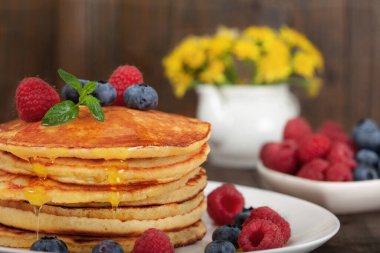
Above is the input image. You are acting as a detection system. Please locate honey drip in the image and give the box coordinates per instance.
[29,158,48,178]
[32,205,43,240]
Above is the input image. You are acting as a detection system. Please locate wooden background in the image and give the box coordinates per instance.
[0,0,379,129]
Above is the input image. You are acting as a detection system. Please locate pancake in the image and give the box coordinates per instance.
[0,144,209,185]
[0,106,211,160]
[0,220,206,253]
[0,200,206,236]
[0,167,202,206]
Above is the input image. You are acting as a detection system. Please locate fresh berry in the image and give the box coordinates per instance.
[16,77,60,122]
[319,121,352,146]
[353,165,379,181]
[30,236,68,253]
[234,207,254,229]
[297,134,331,163]
[207,184,245,225]
[352,119,380,151]
[61,79,87,103]
[212,225,241,248]
[132,228,173,253]
[92,240,124,253]
[205,240,236,253]
[325,163,353,182]
[296,158,329,181]
[243,206,290,244]
[108,65,144,105]
[238,219,284,251]
[283,117,312,143]
[327,142,357,169]
[356,149,379,167]
[93,81,117,106]
[123,83,158,110]
[260,140,298,174]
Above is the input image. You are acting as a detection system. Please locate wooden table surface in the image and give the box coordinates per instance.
[205,163,380,253]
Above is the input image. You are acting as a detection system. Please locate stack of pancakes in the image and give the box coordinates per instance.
[0,106,211,252]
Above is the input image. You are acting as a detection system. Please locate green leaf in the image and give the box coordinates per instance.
[58,68,83,93]
[41,100,79,126]
[82,81,97,95]
[83,95,104,122]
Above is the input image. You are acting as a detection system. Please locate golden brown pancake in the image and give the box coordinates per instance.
[0,221,206,253]
[0,144,209,185]
[0,168,202,206]
[0,106,211,160]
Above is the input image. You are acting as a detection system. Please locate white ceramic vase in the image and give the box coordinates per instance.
[196,84,300,169]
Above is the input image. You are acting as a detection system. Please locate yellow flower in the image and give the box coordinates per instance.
[307,78,322,97]
[233,39,260,61]
[208,27,236,59]
[243,26,276,44]
[199,60,226,84]
[171,71,192,98]
[162,53,182,79]
[177,37,206,69]
[293,51,315,78]
[255,53,291,83]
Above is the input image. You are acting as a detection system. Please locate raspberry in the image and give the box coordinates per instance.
[327,142,357,170]
[283,117,312,143]
[325,163,353,182]
[108,65,144,105]
[260,140,298,174]
[319,121,352,146]
[298,133,331,163]
[238,219,284,251]
[207,184,245,225]
[132,228,174,253]
[243,206,290,244]
[16,77,60,122]
[296,158,329,181]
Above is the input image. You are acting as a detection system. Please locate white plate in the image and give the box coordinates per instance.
[0,181,339,253]
[257,160,380,214]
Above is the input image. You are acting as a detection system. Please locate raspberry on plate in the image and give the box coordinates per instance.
[283,117,312,143]
[260,140,298,174]
[325,163,353,182]
[327,142,357,170]
[132,228,174,253]
[296,158,329,181]
[238,219,284,251]
[319,120,352,145]
[243,206,290,244]
[298,133,331,163]
[16,77,60,122]
[108,65,144,105]
[207,184,245,225]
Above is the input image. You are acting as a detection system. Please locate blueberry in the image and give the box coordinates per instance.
[212,225,240,248]
[123,83,158,110]
[233,207,254,229]
[92,240,124,253]
[30,236,68,253]
[352,119,380,151]
[356,149,379,167]
[92,81,117,106]
[61,79,88,103]
[205,240,236,253]
[353,165,379,181]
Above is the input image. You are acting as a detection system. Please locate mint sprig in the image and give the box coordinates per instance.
[42,68,104,126]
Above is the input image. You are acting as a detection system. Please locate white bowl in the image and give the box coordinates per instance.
[257,160,380,214]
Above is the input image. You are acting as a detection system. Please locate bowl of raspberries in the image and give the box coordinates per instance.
[257,117,380,214]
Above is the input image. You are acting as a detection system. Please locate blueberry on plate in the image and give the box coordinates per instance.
[30,236,68,253]
[233,207,254,228]
[123,83,158,110]
[205,240,236,253]
[356,149,379,167]
[92,240,124,253]
[352,119,380,151]
[212,224,240,248]
[61,79,88,103]
[353,165,379,181]
[92,81,117,106]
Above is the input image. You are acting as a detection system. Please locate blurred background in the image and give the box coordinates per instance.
[0,0,378,128]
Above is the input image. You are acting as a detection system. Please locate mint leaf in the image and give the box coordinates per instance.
[42,100,79,126]
[58,68,82,93]
[84,95,104,122]
[82,81,97,95]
